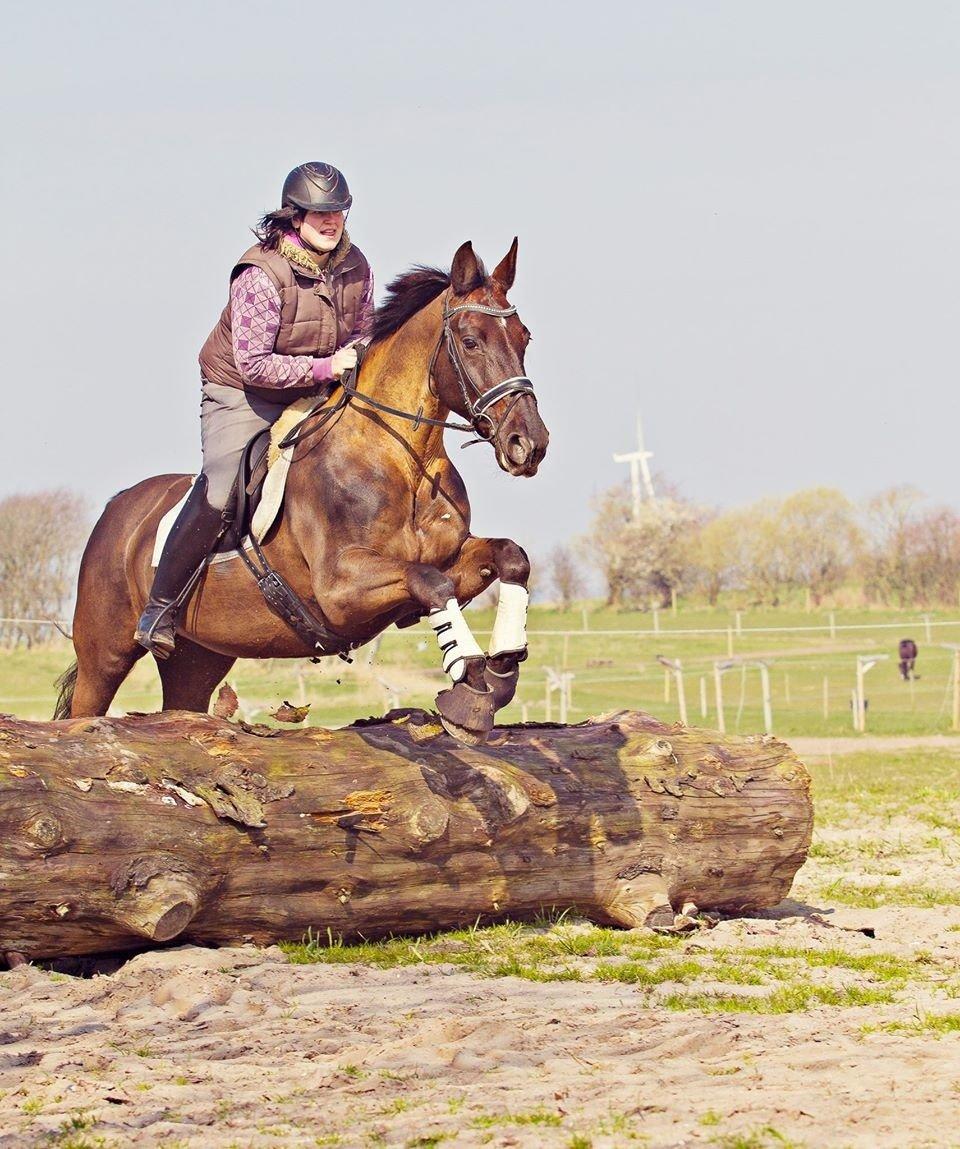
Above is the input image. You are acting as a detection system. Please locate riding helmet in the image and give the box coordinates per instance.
[282,162,353,213]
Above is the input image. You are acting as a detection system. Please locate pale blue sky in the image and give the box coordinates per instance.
[2,0,958,561]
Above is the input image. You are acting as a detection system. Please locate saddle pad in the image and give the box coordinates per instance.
[151,397,317,567]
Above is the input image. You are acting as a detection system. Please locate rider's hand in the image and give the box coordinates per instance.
[331,344,358,379]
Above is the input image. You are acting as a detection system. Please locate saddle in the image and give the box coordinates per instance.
[218,394,319,551]
[216,430,271,553]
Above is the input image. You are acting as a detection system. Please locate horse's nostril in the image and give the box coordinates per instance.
[507,434,532,465]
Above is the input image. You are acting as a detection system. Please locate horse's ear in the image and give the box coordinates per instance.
[450,241,484,296]
[491,237,518,293]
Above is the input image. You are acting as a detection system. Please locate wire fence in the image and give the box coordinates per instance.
[3,612,959,735]
[4,614,960,640]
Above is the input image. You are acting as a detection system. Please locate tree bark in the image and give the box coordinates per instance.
[0,709,812,961]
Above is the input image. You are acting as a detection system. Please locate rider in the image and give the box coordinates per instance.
[135,161,374,659]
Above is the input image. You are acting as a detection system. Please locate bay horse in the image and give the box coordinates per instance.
[55,239,549,744]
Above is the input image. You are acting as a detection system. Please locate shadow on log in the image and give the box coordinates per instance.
[0,709,813,961]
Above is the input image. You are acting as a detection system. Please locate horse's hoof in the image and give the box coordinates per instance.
[436,681,495,746]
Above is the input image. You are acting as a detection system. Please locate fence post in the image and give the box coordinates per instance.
[855,660,865,732]
[727,628,734,658]
[829,612,836,640]
[952,648,960,733]
[675,669,688,727]
[714,664,726,734]
[759,663,773,734]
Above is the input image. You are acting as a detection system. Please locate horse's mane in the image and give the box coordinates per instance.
[370,259,487,346]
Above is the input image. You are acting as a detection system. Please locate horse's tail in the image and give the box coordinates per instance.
[53,661,79,720]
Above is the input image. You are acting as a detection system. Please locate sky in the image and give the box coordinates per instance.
[2,0,958,564]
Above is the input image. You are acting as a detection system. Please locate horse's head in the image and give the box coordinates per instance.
[435,239,549,477]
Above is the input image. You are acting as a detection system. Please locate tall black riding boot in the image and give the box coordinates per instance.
[134,475,225,659]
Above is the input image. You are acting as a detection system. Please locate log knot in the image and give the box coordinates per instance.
[24,814,65,853]
[167,764,294,828]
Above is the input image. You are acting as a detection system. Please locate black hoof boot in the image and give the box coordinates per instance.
[483,651,526,710]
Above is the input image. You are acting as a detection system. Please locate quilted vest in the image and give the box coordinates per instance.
[199,236,370,402]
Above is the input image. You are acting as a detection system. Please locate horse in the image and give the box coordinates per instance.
[898,638,918,681]
[54,239,549,744]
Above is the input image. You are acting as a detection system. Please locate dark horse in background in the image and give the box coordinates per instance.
[898,638,918,681]
[55,239,549,743]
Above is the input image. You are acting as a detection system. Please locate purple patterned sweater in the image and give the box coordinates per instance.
[229,234,374,391]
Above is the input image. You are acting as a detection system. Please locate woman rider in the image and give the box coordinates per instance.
[135,161,374,658]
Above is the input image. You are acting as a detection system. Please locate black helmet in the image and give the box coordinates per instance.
[282,162,352,213]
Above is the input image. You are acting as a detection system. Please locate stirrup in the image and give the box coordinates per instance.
[134,602,178,660]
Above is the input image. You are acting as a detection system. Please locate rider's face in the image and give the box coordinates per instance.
[296,210,345,254]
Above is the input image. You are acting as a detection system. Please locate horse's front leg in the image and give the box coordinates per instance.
[322,549,496,744]
[446,536,531,712]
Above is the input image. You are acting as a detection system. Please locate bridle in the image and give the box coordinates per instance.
[429,294,536,443]
[279,290,536,453]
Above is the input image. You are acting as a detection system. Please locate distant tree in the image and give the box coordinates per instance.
[0,490,88,646]
[548,544,585,610]
[778,488,862,605]
[587,484,701,608]
[902,507,960,605]
[860,486,924,605]
[690,508,752,605]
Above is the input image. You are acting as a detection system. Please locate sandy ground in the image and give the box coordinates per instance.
[3,740,960,1149]
[3,906,960,1148]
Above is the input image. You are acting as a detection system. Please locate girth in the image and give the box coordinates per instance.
[218,423,353,661]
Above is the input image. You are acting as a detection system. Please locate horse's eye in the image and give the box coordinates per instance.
[461,337,479,350]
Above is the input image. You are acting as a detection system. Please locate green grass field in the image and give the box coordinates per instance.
[3,603,959,737]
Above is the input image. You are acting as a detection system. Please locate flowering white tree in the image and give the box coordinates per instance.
[587,484,701,608]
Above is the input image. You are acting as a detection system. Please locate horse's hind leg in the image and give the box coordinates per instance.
[71,587,146,717]
[157,638,235,713]
[72,636,146,717]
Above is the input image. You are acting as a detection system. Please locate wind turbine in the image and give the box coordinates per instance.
[613,412,657,519]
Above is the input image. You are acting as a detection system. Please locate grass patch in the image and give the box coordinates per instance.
[282,917,683,983]
[470,1107,563,1129]
[709,1127,803,1149]
[820,880,960,909]
[591,958,704,985]
[664,984,895,1014]
[864,1012,960,1038]
[737,945,921,983]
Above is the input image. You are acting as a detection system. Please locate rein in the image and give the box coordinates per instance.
[278,293,535,453]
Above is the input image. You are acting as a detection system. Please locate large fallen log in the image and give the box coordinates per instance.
[0,709,812,961]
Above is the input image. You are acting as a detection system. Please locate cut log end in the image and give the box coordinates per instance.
[114,876,201,943]
[600,875,675,930]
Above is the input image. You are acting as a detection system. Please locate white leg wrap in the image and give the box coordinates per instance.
[489,582,529,657]
[429,598,484,682]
